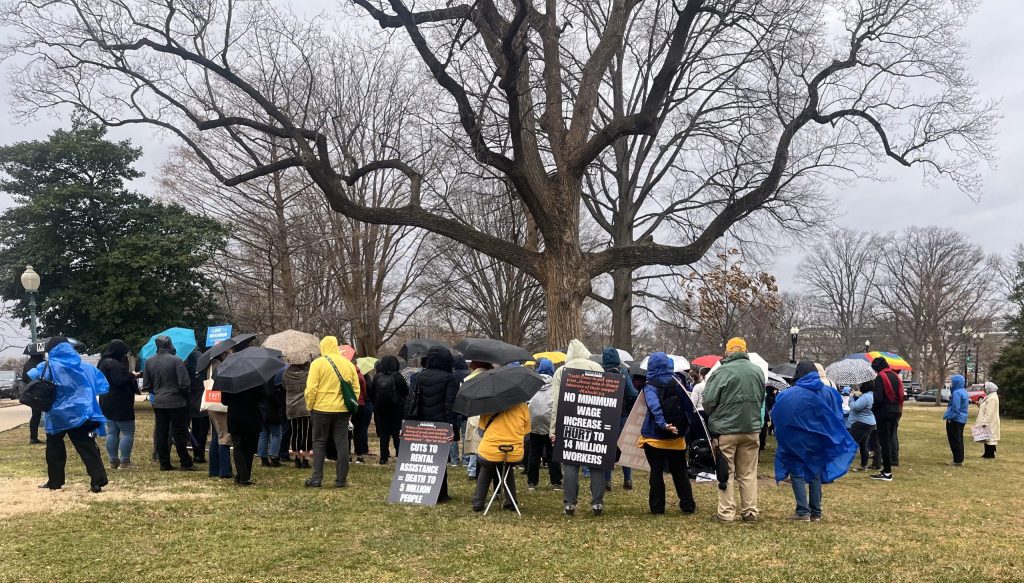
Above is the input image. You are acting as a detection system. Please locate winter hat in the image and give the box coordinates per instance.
[984,381,999,394]
[871,357,890,372]
[726,337,748,353]
[794,360,817,382]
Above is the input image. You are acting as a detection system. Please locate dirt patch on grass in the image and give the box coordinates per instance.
[0,477,215,518]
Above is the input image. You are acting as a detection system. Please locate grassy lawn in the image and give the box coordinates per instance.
[0,403,1021,582]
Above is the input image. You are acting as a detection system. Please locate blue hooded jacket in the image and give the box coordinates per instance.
[641,353,692,439]
[536,358,555,376]
[943,375,969,424]
[29,341,109,435]
[771,370,857,483]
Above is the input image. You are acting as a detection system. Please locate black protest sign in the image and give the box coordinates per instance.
[388,421,453,506]
[553,368,625,470]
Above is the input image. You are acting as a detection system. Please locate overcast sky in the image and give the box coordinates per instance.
[1,0,1022,353]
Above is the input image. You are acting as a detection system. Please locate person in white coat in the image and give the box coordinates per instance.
[975,381,1001,459]
[549,339,608,516]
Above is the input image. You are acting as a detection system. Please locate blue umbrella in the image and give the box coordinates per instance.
[140,327,198,367]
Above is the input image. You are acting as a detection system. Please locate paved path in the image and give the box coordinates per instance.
[0,403,32,433]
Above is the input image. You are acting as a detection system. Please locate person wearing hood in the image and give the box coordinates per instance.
[368,355,409,464]
[407,345,458,501]
[847,381,877,472]
[142,335,195,471]
[472,396,531,513]
[703,337,765,523]
[98,340,140,470]
[869,357,904,482]
[974,382,1000,459]
[449,357,470,466]
[30,337,110,492]
[771,361,858,522]
[602,347,635,490]
[639,352,697,515]
[550,339,608,516]
[284,361,312,469]
[526,358,562,490]
[185,347,209,464]
[304,336,361,488]
[943,375,970,466]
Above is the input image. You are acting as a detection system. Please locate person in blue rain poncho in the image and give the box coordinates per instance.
[771,361,857,522]
[29,337,110,492]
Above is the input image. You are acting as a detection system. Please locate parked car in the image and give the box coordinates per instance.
[0,370,17,400]
[968,384,987,405]
[915,387,950,403]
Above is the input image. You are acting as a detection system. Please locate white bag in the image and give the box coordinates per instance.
[200,379,228,413]
[971,424,992,443]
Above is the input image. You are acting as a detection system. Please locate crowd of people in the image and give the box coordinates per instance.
[20,333,1003,523]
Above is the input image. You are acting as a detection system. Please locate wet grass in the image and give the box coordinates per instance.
[0,404,1021,582]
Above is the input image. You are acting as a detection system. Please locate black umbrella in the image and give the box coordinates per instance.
[197,338,236,373]
[454,338,532,366]
[212,347,286,393]
[230,333,258,351]
[399,338,448,361]
[453,366,545,417]
[715,446,730,491]
[770,362,798,380]
[24,337,85,355]
[628,361,647,377]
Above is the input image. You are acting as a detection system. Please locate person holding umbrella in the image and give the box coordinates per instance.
[143,336,195,471]
[304,336,361,489]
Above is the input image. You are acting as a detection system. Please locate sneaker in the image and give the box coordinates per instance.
[528,484,537,491]
[334,482,348,488]
[38,482,61,490]
[741,514,758,523]
[355,458,365,465]
[592,505,603,517]
[110,460,120,470]
[118,462,133,470]
[788,513,811,522]
[552,483,563,491]
[866,464,881,470]
[852,466,867,472]
[947,462,963,467]
[564,505,576,516]
[179,465,197,472]
[870,472,893,481]
[304,479,322,488]
[709,514,734,524]
[810,516,822,522]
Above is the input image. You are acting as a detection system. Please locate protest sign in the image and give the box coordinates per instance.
[553,369,625,470]
[388,421,453,506]
[205,325,232,347]
[616,392,651,472]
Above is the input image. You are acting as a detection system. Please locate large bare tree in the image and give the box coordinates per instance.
[1,0,996,347]
[874,226,1000,395]
[798,228,883,356]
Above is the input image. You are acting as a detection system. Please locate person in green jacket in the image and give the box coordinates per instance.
[703,337,765,523]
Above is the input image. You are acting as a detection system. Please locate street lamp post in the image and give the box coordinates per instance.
[864,339,871,354]
[790,326,800,363]
[20,265,41,346]
[962,326,972,377]
[973,332,985,384]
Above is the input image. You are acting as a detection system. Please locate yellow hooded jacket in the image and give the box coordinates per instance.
[305,336,361,414]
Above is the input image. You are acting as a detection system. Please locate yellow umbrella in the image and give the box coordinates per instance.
[533,351,567,365]
[356,356,378,373]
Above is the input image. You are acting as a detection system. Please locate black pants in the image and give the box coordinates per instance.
[472,459,517,511]
[875,412,899,473]
[848,422,877,468]
[190,416,210,461]
[232,430,259,483]
[352,405,372,456]
[643,444,695,514]
[289,417,312,452]
[311,411,351,486]
[30,409,42,441]
[154,407,193,468]
[374,409,402,462]
[892,417,901,465]
[527,433,562,486]
[983,444,997,458]
[946,420,965,463]
[46,425,107,489]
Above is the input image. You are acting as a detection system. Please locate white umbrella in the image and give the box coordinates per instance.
[705,352,770,383]
[825,359,876,387]
[261,330,320,365]
[638,354,690,372]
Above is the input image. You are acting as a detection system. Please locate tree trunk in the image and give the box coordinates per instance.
[542,251,591,350]
[610,267,633,353]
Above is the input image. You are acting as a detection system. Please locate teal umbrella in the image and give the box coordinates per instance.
[140,328,197,366]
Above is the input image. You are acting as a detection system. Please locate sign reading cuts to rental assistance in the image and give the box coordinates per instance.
[553,368,625,471]
[388,421,453,506]
[205,325,232,347]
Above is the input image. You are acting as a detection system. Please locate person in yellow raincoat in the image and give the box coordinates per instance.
[303,336,361,488]
[471,399,530,512]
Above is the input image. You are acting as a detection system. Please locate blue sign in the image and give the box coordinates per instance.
[206,325,233,347]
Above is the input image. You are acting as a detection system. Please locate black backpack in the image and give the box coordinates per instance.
[374,373,400,408]
[654,379,690,437]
